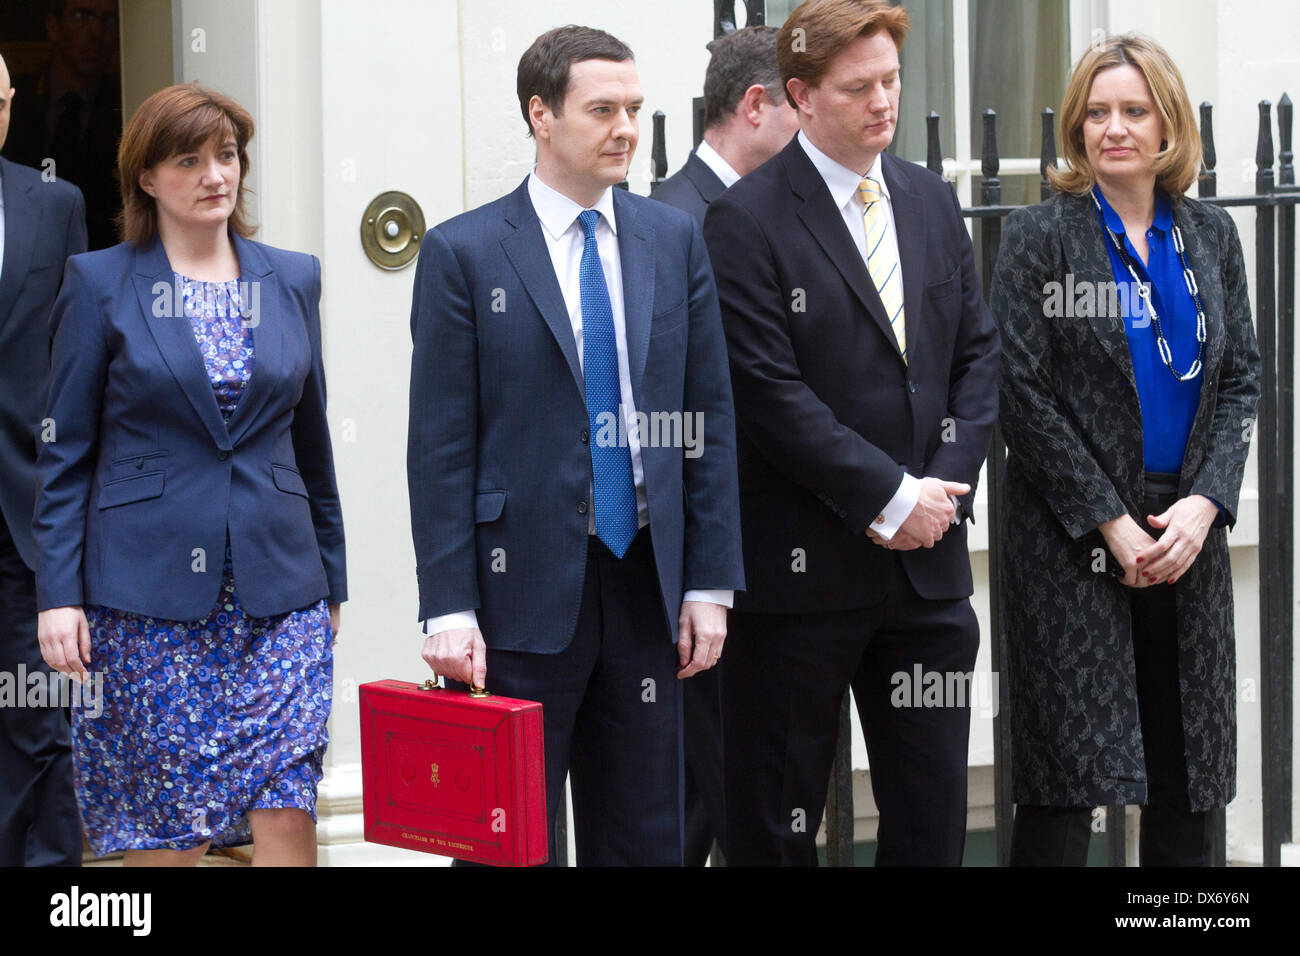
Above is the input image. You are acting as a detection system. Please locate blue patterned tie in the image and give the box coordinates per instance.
[578,209,638,558]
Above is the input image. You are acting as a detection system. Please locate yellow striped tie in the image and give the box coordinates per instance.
[859,177,906,363]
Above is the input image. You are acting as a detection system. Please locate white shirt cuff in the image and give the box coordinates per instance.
[873,472,920,541]
[949,494,964,525]
[683,589,734,609]
[423,610,479,638]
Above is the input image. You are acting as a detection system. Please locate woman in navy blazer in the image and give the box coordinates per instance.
[34,84,346,866]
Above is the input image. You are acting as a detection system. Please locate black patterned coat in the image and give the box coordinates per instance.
[989,192,1261,812]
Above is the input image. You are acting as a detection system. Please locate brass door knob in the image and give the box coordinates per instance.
[360,190,426,270]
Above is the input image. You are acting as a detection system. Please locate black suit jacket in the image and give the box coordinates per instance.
[0,158,86,570]
[651,151,727,226]
[703,137,1000,614]
[5,70,122,251]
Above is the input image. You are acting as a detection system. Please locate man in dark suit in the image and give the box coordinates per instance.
[703,0,1000,866]
[4,0,122,250]
[408,25,744,866]
[0,52,87,866]
[651,23,797,868]
[652,25,798,225]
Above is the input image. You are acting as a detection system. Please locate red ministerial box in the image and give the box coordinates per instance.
[359,679,547,867]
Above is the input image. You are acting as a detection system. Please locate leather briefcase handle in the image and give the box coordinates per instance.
[419,677,490,699]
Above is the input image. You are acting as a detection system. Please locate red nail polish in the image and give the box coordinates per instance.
[1136,557,1143,563]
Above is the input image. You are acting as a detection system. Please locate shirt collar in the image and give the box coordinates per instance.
[798,129,889,210]
[1093,184,1173,234]
[528,169,618,241]
[695,139,741,189]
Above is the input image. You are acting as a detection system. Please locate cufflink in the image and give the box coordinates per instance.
[875,515,885,524]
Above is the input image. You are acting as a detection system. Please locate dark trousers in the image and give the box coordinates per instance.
[1011,475,1216,867]
[450,529,684,866]
[682,666,726,865]
[0,511,82,866]
[723,554,980,866]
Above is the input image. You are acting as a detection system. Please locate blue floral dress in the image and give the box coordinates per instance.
[73,274,333,854]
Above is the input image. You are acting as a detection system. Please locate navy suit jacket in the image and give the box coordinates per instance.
[704,139,1000,614]
[650,151,726,226]
[33,232,347,620]
[408,177,745,654]
[0,158,86,570]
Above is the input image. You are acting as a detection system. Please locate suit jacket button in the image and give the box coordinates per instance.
[580,428,590,444]
[907,380,918,393]
[217,450,231,461]
[577,500,588,515]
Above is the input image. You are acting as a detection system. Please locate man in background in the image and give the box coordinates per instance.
[652,25,798,225]
[0,51,88,866]
[651,24,798,867]
[5,0,121,250]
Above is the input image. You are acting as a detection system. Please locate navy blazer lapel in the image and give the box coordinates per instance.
[1060,194,1137,388]
[783,140,901,365]
[883,154,927,367]
[500,179,584,399]
[132,236,231,449]
[614,189,654,403]
[682,152,727,207]
[0,159,42,325]
[225,234,280,444]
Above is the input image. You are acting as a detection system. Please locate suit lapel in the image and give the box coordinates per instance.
[784,139,902,365]
[883,154,927,367]
[500,179,585,400]
[132,236,231,449]
[1060,194,1138,388]
[682,152,727,207]
[614,188,654,404]
[225,234,280,444]
[0,159,42,326]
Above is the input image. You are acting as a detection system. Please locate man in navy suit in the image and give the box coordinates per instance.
[0,52,87,866]
[651,23,797,867]
[703,0,999,865]
[408,25,744,866]
[652,25,798,226]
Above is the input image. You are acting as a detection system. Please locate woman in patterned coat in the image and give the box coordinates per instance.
[989,34,1260,866]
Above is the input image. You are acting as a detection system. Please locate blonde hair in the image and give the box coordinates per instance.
[1049,33,1202,201]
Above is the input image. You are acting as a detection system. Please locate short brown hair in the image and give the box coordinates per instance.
[1049,33,1202,201]
[703,26,783,130]
[516,25,634,138]
[117,83,256,246]
[776,0,910,109]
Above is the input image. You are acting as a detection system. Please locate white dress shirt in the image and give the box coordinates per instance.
[796,130,956,540]
[424,170,731,639]
[695,139,741,189]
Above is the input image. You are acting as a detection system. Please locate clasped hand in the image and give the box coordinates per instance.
[1099,495,1218,588]
[867,477,970,550]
